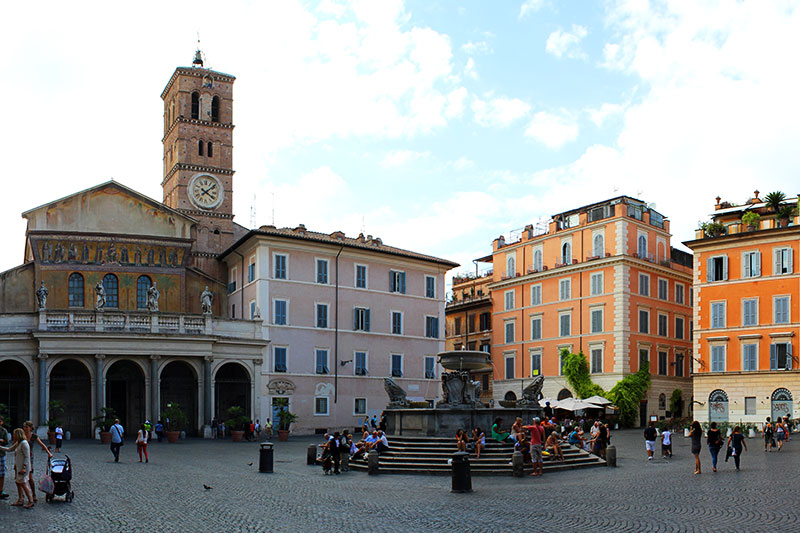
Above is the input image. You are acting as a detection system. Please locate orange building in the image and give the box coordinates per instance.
[488,196,693,425]
[685,191,799,425]
[445,266,493,402]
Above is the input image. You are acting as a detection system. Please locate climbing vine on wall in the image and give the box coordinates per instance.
[561,350,606,399]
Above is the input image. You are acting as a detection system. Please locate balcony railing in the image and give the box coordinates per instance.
[38,310,214,335]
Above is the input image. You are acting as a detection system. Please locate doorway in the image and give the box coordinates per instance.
[214,363,250,420]
[106,360,145,433]
[50,359,91,438]
[272,397,289,427]
[160,361,198,435]
[0,360,30,430]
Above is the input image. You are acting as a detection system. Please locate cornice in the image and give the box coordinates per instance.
[162,163,235,186]
[161,67,236,99]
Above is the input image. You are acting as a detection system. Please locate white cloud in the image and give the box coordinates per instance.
[381,150,431,167]
[524,111,579,149]
[545,24,588,60]
[451,157,475,171]
[464,57,478,80]
[445,87,468,118]
[587,102,625,127]
[462,40,492,55]
[519,0,546,19]
[472,94,531,127]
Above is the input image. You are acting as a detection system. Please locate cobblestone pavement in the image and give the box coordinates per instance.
[1,429,799,532]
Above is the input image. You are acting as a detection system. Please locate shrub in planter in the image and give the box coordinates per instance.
[226,406,250,442]
[741,211,761,231]
[276,408,298,441]
[162,402,188,443]
[92,406,118,444]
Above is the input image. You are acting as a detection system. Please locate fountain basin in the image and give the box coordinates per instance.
[437,350,492,371]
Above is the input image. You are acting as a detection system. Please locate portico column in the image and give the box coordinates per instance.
[37,353,48,426]
[150,355,160,422]
[95,354,105,416]
[204,356,212,424]
[252,358,263,424]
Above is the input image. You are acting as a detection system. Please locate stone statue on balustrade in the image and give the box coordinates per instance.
[201,286,214,315]
[95,282,106,311]
[35,281,48,310]
[383,377,410,407]
[147,282,160,312]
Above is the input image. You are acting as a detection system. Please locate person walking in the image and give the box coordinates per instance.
[55,423,64,453]
[264,419,273,440]
[763,417,774,451]
[3,428,34,508]
[136,424,148,463]
[775,418,786,451]
[328,431,342,474]
[661,427,672,458]
[0,416,9,500]
[23,420,51,502]
[727,425,747,471]
[529,418,545,477]
[690,421,703,474]
[644,422,657,460]
[706,421,723,472]
[110,419,125,463]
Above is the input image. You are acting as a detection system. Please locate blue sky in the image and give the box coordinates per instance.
[2,0,800,287]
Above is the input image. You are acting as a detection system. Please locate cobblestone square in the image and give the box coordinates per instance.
[2,429,799,532]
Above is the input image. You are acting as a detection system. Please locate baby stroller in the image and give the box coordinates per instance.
[45,455,74,503]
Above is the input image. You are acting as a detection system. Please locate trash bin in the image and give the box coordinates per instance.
[451,451,472,493]
[259,442,274,473]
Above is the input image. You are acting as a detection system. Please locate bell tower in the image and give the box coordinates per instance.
[161,48,236,278]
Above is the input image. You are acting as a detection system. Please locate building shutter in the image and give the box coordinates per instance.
[774,249,781,275]
[788,344,793,370]
[754,251,761,276]
[706,258,712,282]
[722,256,728,281]
[389,272,395,292]
[789,250,794,274]
[354,308,359,330]
[742,253,750,278]
[365,309,370,332]
[770,344,777,370]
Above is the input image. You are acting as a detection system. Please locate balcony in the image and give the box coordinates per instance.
[39,309,217,336]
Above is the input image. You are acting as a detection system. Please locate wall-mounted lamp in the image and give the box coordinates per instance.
[340,360,352,367]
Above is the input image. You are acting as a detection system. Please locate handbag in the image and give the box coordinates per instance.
[39,473,54,495]
[724,445,732,461]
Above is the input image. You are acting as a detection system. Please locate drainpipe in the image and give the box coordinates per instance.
[334,245,344,403]
[579,228,584,354]
[232,250,245,319]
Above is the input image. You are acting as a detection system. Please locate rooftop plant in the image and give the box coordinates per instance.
[765,191,786,213]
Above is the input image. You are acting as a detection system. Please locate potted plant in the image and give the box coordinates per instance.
[741,211,761,231]
[702,222,726,238]
[778,204,796,227]
[225,406,250,442]
[276,408,298,441]
[46,399,65,444]
[161,402,188,443]
[765,190,786,213]
[93,406,117,444]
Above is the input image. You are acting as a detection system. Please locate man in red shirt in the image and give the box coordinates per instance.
[528,417,545,477]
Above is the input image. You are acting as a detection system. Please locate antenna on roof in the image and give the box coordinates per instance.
[636,189,643,199]
[271,192,275,226]
[193,33,204,68]
[612,185,619,194]
[361,215,366,235]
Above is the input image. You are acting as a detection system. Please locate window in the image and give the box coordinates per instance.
[355,352,368,375]
[479,312,491,331]
[742,344,757,371]
[593,233,604,257]
[315,349,329,374]
[560,351,568,375]
[316,303,328,328]
[314,397,329,416]
[354,398,367,415]
[355,265,367,288]
[639,273,649,296]
[711,302,726,329]
[561,242,572,264]
[559,313,571,337]
[274,299,287,325]
[191,91,199,119]
[658,314,668,337]
[590,273,603,296]
[637,234,647,258]
[639,349,649,371]
[211,95,220,122]
[425,356,436,379]
[531,316,542,340]
[506,255,516,277]
[658,279,668,300]
[530,350,542,376]
[591,348,603,373]
[742,298,758,326]
[250,301,257,319]
[136,275,151,309]
[774,296,790,324]
[274,254,287,279]
[316,259,328,284]
[391,312,402,335]
[228,268,237,293]
[745,396,756,415]
[425,276,436,298]
[675,317,684,339]
[274,346,287,372]
[742,251,761,278]
[454,317,462,336]
[707,255,728,282]
[198,139,204,156]
[675,284,685,305]
[774,247,793,274]
[658,351,668,375]
[389,270,406,293]
[770,342,792,370]
[639,309,649,334]
[674,353,684,377]
[207,142,213,157]
[559,278,571,301]
[505,354,515,379]
[103,274,119,308]
[590,308,603,333]
[468,314,476,333]
[504,290,515,310]
[711,345,725,372]
[504,321,515,343]
[391,354,403,377]
[247,258,256,283]
[425,316,439,338]
[480,343,490,353]
[354,307,370,331]
[68,273,84,307]
[231,304,235,318]
[530,284,542,305]
[533,249,543,271]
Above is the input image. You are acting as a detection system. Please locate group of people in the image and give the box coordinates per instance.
[210,418,273,441]
[361,413,386,434]
[0,418,53,509]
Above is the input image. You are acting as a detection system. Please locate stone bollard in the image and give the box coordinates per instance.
[368,450,380,475]
[512,450,524,477]
[451,451,473,493]
[307,444,318,465]
[606,445,617,467]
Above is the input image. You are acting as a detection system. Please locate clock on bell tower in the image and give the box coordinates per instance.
[161,49,236,277]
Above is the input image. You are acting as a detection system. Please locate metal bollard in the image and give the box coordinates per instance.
[368,450,380,475]
[512,450,524,477]
[451,451,473,493]
[259,442,274,473]
[307,444,318,465]
[605,445,616,467]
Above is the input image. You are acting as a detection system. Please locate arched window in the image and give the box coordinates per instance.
[198,140,204,156]
[103,274,119,308]
[504,391,517,401]
[68,273,84,307]
[562,242,572,264]
[211,96,220,122]
[137,276,152,309]
[506,256,516,277]
[638,235,647,258]
[533,249,542,271]
[593,234,604,257]
[191,92,200,119]
[658,393,666,410]
[207,142,213,157]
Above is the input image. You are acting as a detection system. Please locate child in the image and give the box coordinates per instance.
[55,423,64,453]
[661,427,672,458]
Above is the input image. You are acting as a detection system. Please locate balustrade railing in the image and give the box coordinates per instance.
[37,310,214,335]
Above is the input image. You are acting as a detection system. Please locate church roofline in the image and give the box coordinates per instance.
[161,67,236,99]
[21,180,198,225]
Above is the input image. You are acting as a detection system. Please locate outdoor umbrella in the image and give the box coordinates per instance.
[552,398,598,411]
[583,395,612,406]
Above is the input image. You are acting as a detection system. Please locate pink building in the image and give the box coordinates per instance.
[221,226,457,434]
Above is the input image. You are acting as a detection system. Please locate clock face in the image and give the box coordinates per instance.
[189,175,223,209]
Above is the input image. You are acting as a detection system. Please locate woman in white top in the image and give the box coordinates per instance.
[136,424,149,463]
[0,428,34,508]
